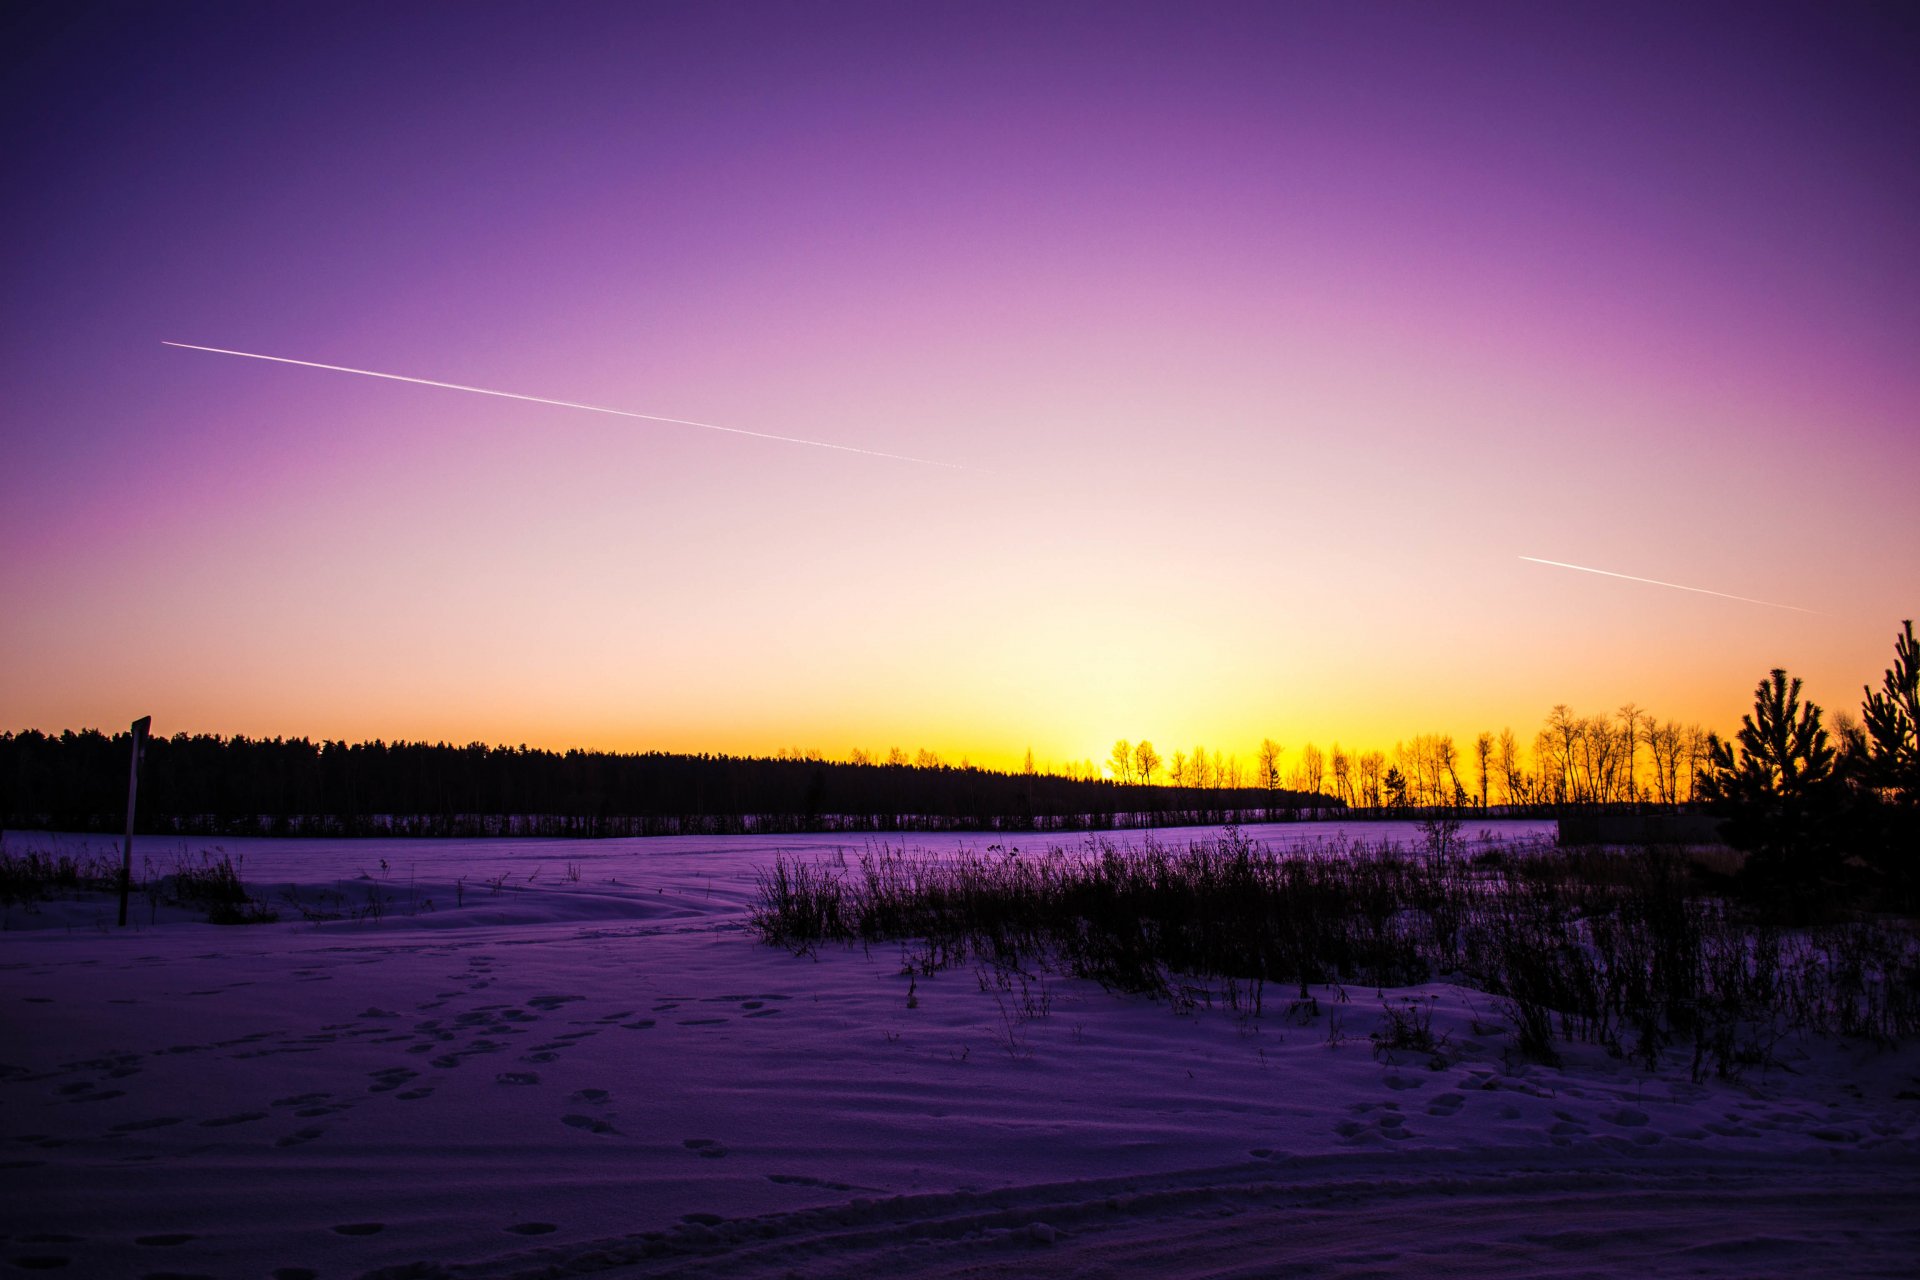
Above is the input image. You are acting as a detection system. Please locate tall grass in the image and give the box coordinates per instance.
[752,829,1920,1077]
[0,840,276,925]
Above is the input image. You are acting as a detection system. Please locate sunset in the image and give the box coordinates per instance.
[3,4,1916,1277]
[5,3,1913,769]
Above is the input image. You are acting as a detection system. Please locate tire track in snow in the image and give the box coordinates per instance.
[385,1151,1920,1279]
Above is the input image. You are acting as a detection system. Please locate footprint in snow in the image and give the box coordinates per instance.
[570,1088,612,1104]
[274,1127,326,1148]
[1426,1092,1466,1117]
[368,1068,419,1093]
[561,1114,617,1135]
[527,995,584,1011]
[134,1233,196,1246]
[331,1222,385,1236]
[198,1112,268,1128]
[505,1222,558,1235]
[682,1137,728,1158]
[271,1092,330,1108]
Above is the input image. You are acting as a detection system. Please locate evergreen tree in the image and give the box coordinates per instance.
[1699,668,1840,903]
[1857,620,1919,895]
[1860,620,1919,803]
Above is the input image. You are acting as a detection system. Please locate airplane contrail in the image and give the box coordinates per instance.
[162,341,972,470]
[1519,556,1825,615]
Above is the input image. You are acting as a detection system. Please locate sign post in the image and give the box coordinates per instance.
[118,716,151,928]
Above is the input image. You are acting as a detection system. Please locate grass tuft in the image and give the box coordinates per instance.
[753,830,1920,1077]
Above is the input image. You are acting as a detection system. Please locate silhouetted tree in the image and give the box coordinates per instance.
[1256,738,1283,793]
[1617,703,1644,802]
[1298,743,1325,800]
[1699,668,1841,904]
[1857,620,1919,894]
[1133,740,1161,786]
[1329,743,1353,808]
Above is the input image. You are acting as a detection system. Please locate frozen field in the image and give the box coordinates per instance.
[3,822,1918,1279]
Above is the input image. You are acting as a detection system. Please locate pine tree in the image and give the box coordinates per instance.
[1699,668,1840,902]
[1860,620,1919,804]
[1857,620,1919,896]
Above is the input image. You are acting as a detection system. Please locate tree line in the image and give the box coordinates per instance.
[0,733,1330,838]
[1097,707,1717,815]
[7,618,1908,843]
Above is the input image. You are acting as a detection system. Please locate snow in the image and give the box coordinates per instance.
[3,822,1917,1278]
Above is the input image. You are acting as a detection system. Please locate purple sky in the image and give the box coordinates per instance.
[3,2,1915,767]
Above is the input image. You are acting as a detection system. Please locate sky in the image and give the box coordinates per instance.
[3,1,1915,772]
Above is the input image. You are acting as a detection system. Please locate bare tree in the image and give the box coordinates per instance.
[1299,743,1325,798]
[1537,705,1580,803]
[1496,728,1524,806]
[1134,739,1161,786]
[1647,721,1686,804]
[1329,743,1353,808]
[1256,738,1284,793]
[1474,732,1494,808]
[1169,750,1188,787]
[1357,750,1386,809]
[1682,724,1712,802]
[1436,734,1464,806]
[1189,745,1214,790]
[1617,703,1644,802]
[1108,740,1134,785]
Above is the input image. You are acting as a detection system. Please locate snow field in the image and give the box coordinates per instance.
[2,824,1916,1278]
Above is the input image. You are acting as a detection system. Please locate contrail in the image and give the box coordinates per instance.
[1519,556,1825,615]
[162,341,971,470]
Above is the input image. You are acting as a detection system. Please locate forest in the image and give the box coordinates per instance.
[0,731,1331,837]
[4,619,1911,847]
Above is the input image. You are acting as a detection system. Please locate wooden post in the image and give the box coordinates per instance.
[118,716,151,928]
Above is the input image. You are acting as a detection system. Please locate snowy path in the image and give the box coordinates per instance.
[3,825,1916,1278]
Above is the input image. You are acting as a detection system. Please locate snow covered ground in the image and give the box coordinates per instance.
[3,822,1917,1278]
